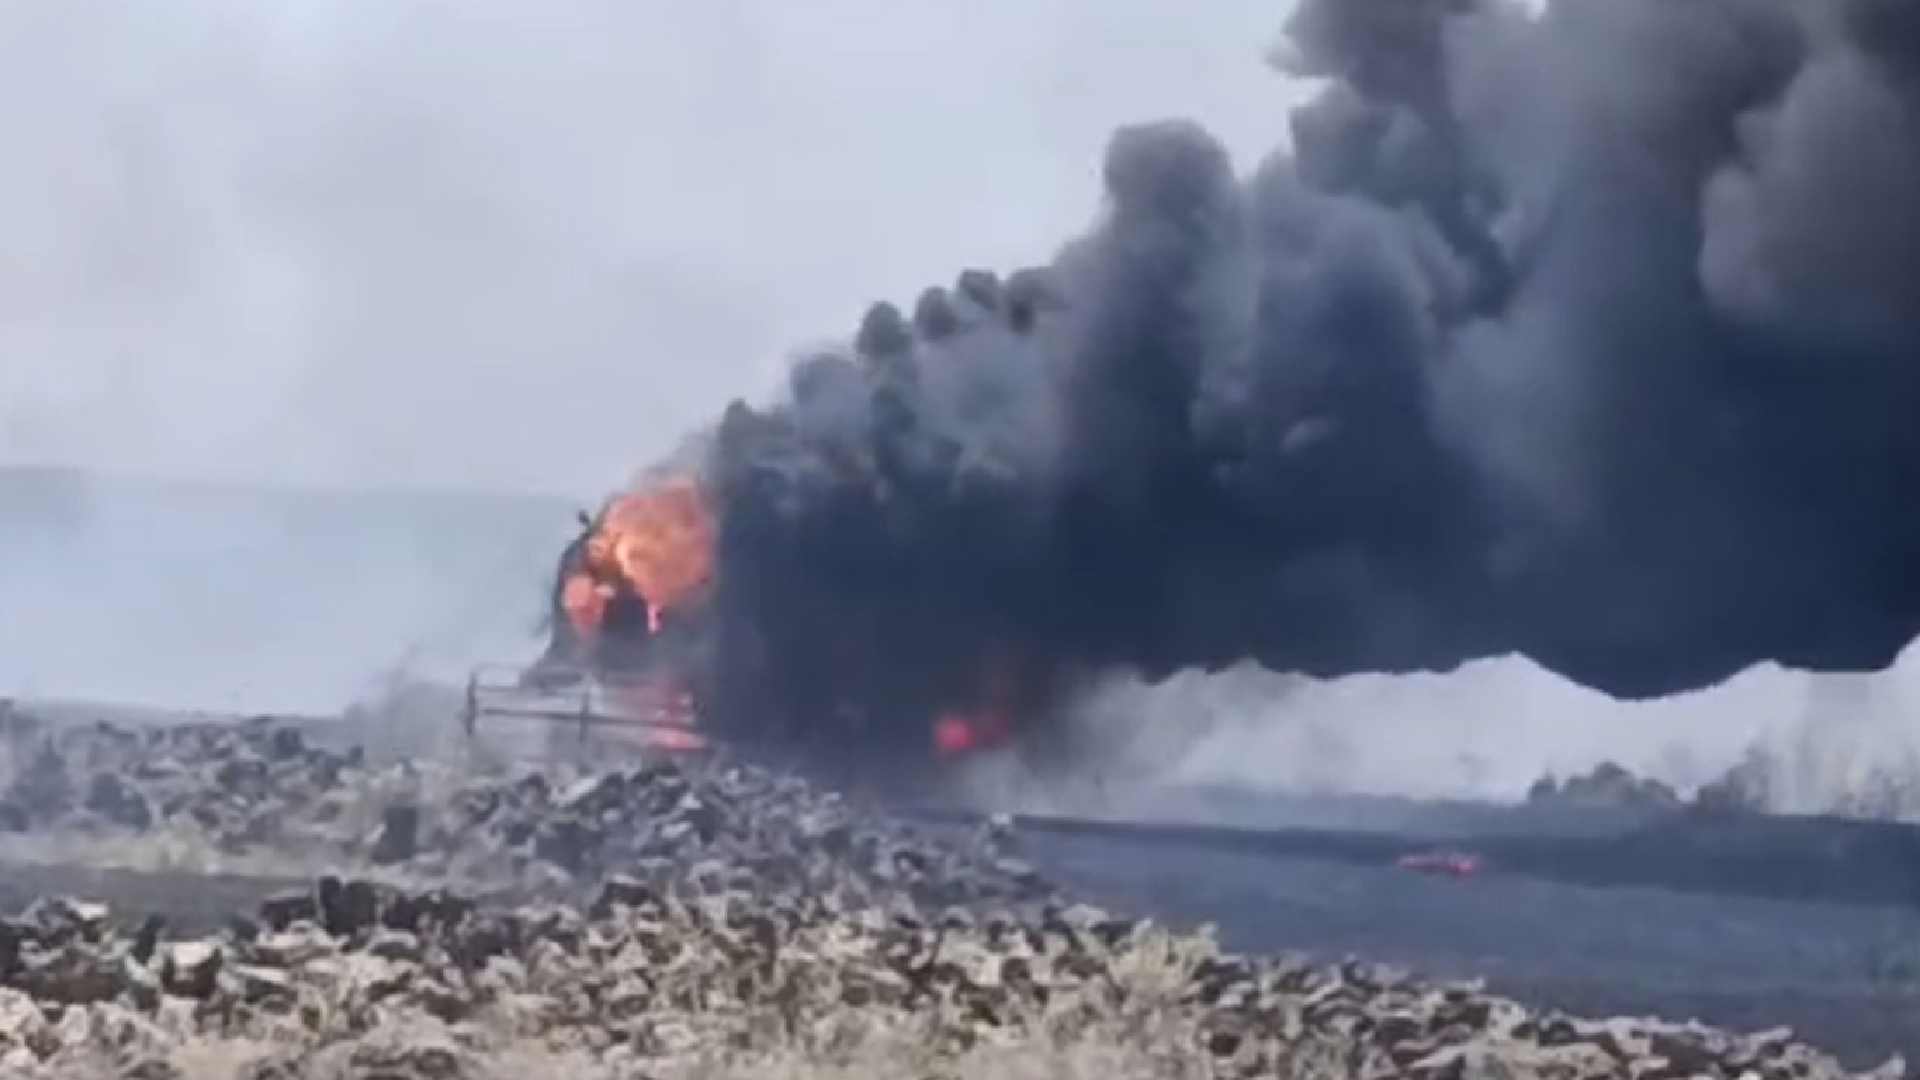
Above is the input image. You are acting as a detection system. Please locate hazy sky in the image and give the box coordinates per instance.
[0,1,1300,497]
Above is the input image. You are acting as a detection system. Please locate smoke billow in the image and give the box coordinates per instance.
[699,0,1920,751]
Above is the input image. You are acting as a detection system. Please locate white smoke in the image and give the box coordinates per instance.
[1077,649,1920,818]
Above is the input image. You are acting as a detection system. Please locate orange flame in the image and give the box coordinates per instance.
[564,478,716,639]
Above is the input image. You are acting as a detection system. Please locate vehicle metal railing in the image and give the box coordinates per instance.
[461,663,707,750]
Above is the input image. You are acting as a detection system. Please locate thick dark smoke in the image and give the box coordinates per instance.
[696,0,1920,753]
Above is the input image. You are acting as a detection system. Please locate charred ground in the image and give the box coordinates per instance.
[0,704,1912,1076]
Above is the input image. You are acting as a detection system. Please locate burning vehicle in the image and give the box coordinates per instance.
[464,476,715,754]
[468,459,1029,767]
[467,269,1076,769]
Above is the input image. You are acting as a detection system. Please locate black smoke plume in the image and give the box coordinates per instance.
[692,0,1920,754]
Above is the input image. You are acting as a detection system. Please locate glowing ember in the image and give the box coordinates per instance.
[931,654,1025,757]
[1395,851,1485,878]
[933,714,977,755]
[569,478,716,637]
[933,709,1012,756]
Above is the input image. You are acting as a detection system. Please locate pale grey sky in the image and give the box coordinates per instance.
[0,1,1301,497]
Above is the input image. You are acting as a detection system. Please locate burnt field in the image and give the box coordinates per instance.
[0,700,1914,1075]
[7,807,1914,1067]
[984,817,1920,1066]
